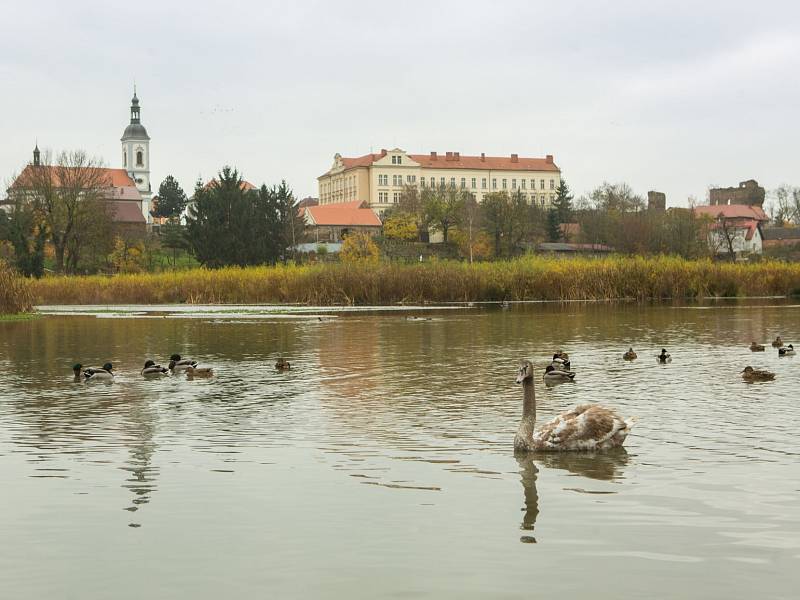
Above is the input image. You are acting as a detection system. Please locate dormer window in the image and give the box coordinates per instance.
[391,155,402,165]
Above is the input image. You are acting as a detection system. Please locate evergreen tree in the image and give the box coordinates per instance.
[160,219,188,267]
[552,179,574,225]
[0,203,47,277]
[546,209,561,242]
[153,175,188,220]
[275,180,304,263]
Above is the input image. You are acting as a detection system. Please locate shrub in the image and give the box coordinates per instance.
[340,233,380,264]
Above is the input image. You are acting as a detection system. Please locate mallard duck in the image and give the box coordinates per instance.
[623,347,637,360]
[657,348,671,363]
[778,344,795,356]
[772,336,783,348]
[186,365,214,378]
[550,352,571,370]
[741,366,775,382]
[72,363,86,381]
[83,363,114,381]
[749,342,765,352]
[275,358,291,370]
[543,364,575,382]
[514,360,635,452]
[141,360,168,376]
[168,354,198,372]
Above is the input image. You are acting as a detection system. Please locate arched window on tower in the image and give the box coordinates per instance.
[136,150,143,167]
[123,151,127,167]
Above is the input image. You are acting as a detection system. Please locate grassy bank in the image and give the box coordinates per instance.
[27,256,800,306]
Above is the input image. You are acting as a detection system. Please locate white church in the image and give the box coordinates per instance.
[120,88,153,224]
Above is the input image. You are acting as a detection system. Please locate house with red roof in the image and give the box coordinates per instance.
[693,204,769,258]
[302,200,382,242]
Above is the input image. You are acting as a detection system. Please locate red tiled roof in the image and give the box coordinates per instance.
[305,201,382,227]
[330,152,560,174]
[204,179,257,191]
[108,201,146,224]
[12,165,137,189]
[693,204,769,221]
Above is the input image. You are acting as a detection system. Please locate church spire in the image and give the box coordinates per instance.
[130,85,141,124]
[33,141,40,166]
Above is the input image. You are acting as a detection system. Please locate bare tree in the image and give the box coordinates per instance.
[712,214,744,262]
[15,150,113,273]
[770,185,794,226]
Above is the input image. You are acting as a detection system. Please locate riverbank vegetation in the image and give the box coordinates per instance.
[0,260,34,314]
[29,256,800,305]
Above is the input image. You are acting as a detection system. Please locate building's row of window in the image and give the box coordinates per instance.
[377,175,556,191]
[377,191,556,205]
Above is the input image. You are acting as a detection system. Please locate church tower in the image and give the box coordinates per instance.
[121,88,152,221]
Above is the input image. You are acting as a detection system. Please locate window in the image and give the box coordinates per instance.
[440,177,445,187]
[123,151,127,167]
[521,179,526,189]
[450,177,456,188]
[492,178,497,189]
[378,174,388,186]
[550,179,555,190]
[393,192,399,203]
[136,150,143,167]
[530,179,535,189]
[502,179,507,189]
[471,177,476,188]
[460,177,466,189]
[379,191,388,203]
[481,178,487,189]
[393,174,402,186]
[406,175,416,184]
[391,155,402,165]
[540,179,545,190]
[420,177,426,187]
[512,179,517,189]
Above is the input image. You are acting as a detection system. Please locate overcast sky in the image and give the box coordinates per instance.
[2,0,799,206]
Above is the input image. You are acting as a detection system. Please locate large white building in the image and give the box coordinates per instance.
[318,148,561,214]
[120,89,153,223]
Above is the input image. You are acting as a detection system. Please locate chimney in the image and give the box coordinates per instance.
[545,154,553,164]
[445,151,453,161]
[480,152,485,161]
[430,151,437,160]
[380,148,387,157]
[510,153,518,163]
[454,151,460,160]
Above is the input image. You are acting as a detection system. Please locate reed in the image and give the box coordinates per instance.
[28,256,800,306]
[0,260,34,314]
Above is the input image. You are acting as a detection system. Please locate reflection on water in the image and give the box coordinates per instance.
[1,301,799,599]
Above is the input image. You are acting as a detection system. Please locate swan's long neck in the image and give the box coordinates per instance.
[515,377,537,449]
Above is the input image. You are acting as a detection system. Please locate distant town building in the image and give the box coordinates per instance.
[120,88,153,222]
[318,148,561,214]
[5,152,147,235]
[709,180,765,207]
[693,204,769,257]
[302,200,382,242]
[297,196,319,209]
[647,191,666,211]
[762,227,800,249]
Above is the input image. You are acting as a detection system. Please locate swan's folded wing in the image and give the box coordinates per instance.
[533,405,630,450]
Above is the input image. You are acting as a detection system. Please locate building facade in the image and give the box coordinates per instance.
[120,89,153,223]
[709,180,765,207]
[318,148,561,213]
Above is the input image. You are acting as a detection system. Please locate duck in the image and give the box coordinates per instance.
[657,348,671,363]
[623,347,637,360]
[550,351,571,370]
[141,360,168,376]
[514,360,635,452]
[168,354,198,373]
[772,336,784,348]
[72,363,87,381]
[275,357,291,371]
[741,366,775,382]
[778,344,795,357]
[543,364,575,382]
[83,363,114,381]
[749,342,765,352]
[186,365,214,378]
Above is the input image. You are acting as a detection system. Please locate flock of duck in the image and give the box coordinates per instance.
[513,335,794,452]
[72,354,291,382]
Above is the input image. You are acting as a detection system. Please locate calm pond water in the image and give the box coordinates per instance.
[1,302,798,599]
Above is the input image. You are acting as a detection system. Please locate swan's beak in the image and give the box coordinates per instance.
[515,371,526,384]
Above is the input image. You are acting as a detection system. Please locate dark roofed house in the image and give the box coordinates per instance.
[303,200,382,242]
[762,227,800,248]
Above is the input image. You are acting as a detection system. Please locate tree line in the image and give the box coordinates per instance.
[0,150,303,276]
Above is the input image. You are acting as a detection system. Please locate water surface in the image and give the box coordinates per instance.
[1,302,798,599]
